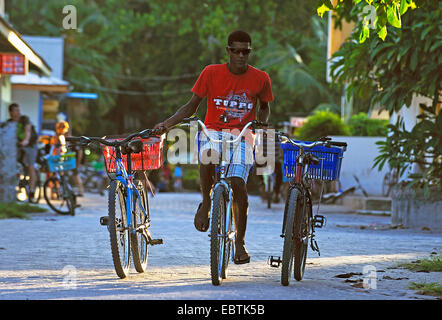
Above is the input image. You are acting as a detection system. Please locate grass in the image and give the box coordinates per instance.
[0,202,48,219]
[409,282,442,297]
[399,254,442,297]
[399,254,442,272]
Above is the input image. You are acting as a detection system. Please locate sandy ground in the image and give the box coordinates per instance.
[0,192,441,301]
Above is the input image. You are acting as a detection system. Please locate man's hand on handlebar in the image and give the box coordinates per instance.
[152,122,168,136]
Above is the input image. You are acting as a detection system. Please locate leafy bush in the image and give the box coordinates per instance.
[349,113,388,136]
[295,110,350,140]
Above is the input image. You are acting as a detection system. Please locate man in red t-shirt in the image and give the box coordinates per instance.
[153,30,273,264]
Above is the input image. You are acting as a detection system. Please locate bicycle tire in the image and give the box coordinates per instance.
[281,187,301,286]
[293,193,311,281]
[61,175,76,216]
[210,184,228,286]
[131,180,149,273]
[43,176,74,215]
[108,179,131,278]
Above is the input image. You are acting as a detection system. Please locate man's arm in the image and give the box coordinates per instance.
[257,101,270,123]
[21,123,31,146]
[153,94,202,133]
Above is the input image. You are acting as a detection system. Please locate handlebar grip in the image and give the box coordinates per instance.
[182,117,200,123]
[328,141,347,147]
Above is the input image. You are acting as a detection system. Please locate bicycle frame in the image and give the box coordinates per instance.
[113,150,148,234]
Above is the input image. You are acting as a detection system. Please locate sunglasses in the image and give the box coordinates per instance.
[227,46,252,55]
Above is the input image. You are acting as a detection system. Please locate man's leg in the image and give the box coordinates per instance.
[230,176,250,264]
[194,162,215,231]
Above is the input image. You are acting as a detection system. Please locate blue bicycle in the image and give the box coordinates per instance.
[67,129,164,278]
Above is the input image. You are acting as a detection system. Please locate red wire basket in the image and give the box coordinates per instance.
[101,135,164,173]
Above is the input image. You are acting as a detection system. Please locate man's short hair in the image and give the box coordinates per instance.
[8,103,19,112]
[228,30,252,46]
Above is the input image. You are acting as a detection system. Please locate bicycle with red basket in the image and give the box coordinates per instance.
[268,134,347,286]
[66,128,164,279]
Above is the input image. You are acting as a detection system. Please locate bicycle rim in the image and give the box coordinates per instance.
[281,187,300,286]
[43,176,71,215]
[210,185,227,286]
[131,180,149,273]
[108,180,131,278]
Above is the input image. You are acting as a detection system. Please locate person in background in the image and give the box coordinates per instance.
[51,120,84,196]
[7,103,38,198]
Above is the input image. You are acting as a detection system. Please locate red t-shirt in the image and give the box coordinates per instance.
[192,63,274,132]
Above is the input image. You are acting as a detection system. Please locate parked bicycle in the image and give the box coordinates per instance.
[42,152,78,216]
[66,128,164,279]
[268,135,347,286]
[182,117,267,286]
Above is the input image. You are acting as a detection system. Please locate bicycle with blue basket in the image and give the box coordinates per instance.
[66,128,164,279]
[268,134,347,286]
[43,151,78,216]
[181,116,267,286]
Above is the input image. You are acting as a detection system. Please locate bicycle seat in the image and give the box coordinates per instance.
[121,139,144,155]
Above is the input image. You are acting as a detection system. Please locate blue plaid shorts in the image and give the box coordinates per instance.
[196,130,254,183]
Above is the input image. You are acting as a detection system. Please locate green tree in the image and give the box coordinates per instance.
[318,0,441,190]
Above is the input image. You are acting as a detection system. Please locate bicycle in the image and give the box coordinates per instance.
[42,152,78,216]
[66,128,164,279]
[181,116,267,286]
[269,135,347,286]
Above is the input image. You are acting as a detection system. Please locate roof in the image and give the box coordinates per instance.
[10,72,69,92]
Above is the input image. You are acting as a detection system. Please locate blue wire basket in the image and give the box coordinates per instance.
[281,142,345,181]
[45,152,76,173]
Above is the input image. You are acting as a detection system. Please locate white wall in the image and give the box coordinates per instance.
[0,75,11,123]
[11,89,40,131]
[329,136,390,196]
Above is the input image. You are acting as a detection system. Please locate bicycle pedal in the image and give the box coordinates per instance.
[268,256,281,268]
[150,238,163,245]
[313,215,326,228]
[99,216,109,226]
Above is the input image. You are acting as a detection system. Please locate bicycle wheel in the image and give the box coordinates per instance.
[43,176,75,215]
[293,193,311,281]
[210,184,228,286]
[266,179,272,209]
[108,179,131,278]
[131,180,149,273]
[281,187,302,286]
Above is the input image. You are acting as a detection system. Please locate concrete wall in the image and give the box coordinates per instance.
[0,122,17,202]
[329,136,390,196]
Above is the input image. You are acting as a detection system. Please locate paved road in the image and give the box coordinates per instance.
[0,192,441,300]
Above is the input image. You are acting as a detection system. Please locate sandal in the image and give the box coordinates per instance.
[194,202,210,232]
[234,242,250,264]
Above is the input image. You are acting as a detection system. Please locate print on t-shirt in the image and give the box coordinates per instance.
[213,89,254,122]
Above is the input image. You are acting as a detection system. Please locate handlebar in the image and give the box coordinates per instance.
[277,132,347,149]
[65,128,154,147]
[181,117,268,144]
